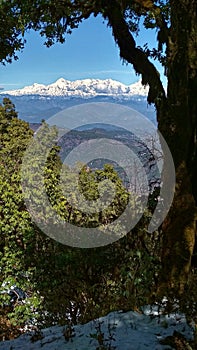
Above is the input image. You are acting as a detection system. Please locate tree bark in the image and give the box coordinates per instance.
[157,0,197,293]
[106,0,197,293]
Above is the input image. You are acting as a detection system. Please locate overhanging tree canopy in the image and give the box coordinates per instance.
[0,0,196,294]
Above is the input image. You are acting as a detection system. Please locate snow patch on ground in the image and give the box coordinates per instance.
[0,307,194,350]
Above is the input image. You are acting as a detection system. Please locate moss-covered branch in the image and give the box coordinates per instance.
[104,1,166,106]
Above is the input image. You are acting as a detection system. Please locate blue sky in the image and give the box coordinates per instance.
[0,15,165,90]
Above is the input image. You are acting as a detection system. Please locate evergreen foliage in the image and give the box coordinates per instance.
[0,99,162,339]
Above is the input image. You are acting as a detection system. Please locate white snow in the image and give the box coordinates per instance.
[0,306,194,350]
[0,78,149,98]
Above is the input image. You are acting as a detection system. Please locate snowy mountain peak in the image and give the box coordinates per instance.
[1,78,149,98]
[50,78,69,88]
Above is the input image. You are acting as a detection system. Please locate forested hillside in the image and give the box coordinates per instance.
[0,97,196,347]
[0,98,162,339]
[0,0,197,347]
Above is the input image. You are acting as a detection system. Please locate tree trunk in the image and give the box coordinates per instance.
[157,0,197,293]
[106,0,196,293]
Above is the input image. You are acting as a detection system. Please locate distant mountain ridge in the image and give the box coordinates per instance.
[0,78,155,124]
[1,78,149,98]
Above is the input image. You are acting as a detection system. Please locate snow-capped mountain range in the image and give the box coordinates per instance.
[0,78,155,123]
[1,78,149,98]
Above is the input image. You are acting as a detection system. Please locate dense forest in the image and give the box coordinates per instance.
[0,97,163,338]
[0,0,197,347]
